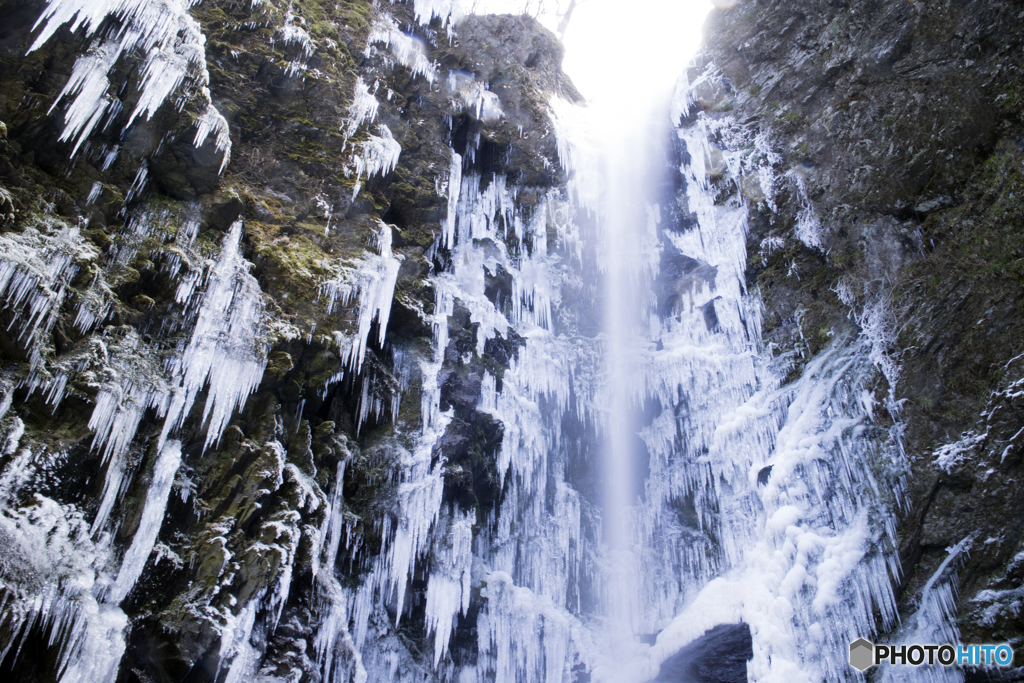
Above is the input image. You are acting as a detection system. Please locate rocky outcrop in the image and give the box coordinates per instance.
[695,0,1024,663]
[653,623,752,683]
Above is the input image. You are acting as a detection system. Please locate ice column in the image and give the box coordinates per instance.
[108,440,183,603]
[159,219,268,452]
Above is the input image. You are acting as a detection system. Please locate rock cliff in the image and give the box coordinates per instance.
[0,0,581,680]
[694,0,1024,671]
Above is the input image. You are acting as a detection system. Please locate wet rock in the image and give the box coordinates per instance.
[652,623,752,683]
[701,297,722,332]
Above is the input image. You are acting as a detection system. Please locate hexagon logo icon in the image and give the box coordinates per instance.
[849,638,875,671]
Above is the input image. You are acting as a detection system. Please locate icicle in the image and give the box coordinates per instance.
[107,440,182,603]
[218,598,262,683]
[447,72,503,123]
[387,435,448,625]
[343,78,380,141]
[193,103,232,173]
[424,508,474,667]
[0,225,95,362]
[319,220,402,374]
[314,453,368,683]
[405,0,464,30]
[159,219,268,451]
[0,494,129,683]
[276,9,315,57]
[443,150,462,248]
[31,0,216,157]
[86,181,103,205]
[81,330,171,535]
[366,16,437,83]
[54,603,128,683]
[89,382,162,466]
[877,538,972,683]
[351,125,402,200]
[477,572,581,683]
[43,40,119,158]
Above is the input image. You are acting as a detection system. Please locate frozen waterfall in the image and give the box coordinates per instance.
[321,55,923,682]
[0,0,969,680]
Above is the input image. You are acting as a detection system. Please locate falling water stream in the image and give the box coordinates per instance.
[598,96,672,658]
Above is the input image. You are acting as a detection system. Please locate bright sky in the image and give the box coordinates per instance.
[472,0,714,103]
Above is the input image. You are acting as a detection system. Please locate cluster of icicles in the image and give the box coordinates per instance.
[0,212,267,682]
[0,0,972,682]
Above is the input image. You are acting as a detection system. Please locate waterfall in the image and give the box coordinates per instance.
[0,0,970,680]
[595,96,673,658]
[413,52,916,683]
[323,51,914,680]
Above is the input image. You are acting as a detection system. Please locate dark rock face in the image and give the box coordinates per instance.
[653,624,752,683]
[697,0,1024,653]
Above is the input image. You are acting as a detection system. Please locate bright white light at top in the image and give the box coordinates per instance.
[471,0,714,103]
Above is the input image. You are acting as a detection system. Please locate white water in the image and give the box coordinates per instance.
[597,101,666,650]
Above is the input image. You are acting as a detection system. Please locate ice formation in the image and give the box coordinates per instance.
[0,3,951,681]
[0,212,269,681]
[30,0,220,158]
[343,78,380,142]
[404,0,465,30]
[277,9,316,56]
[424,508,474,666]
[788,170,824,249]
[0,223,99,366]
[108,440,183,603]
[447,72,504,124]
[571,76,912,682]
[315,454,368,683]
[194,104,233,173]
[351,125,402,200]
[160,218,268,451]
[311,58,920,682]
[879,537,971,683]
[0,482,131,683]
[367,16,437,83]
[320,219,403,372]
